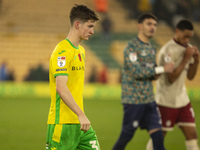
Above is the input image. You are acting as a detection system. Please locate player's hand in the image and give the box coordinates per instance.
[78,114,91,132]
[193,46,199,62]
[184,46,195,61]
[164,63,174,73]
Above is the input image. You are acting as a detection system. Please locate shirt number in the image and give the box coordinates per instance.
[89,140,99,150]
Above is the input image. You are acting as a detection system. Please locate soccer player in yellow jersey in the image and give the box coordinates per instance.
[45,4,100,150]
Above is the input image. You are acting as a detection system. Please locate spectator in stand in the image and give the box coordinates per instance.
[0,62,9,81]
[101,13,112,42]
[94,0,108,13]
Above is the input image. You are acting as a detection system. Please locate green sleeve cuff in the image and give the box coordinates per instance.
[54,73,68,78]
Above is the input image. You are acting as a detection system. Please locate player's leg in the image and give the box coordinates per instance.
[185,139,199,150]
[46,124,81,150]
[146,104,178,150]
[179,126,199,150]
[149,129,165,150]
[112,104,145,150]
[146,138,153,150]
[142,102,165,150]
[77,126,100,150]
[180,126,198,139]
[112,128,135,150]
[178,103,199,150]
[148,106,165,150]
[146,131,167,150]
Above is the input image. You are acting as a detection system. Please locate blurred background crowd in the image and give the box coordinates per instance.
[0,0,199,86]
[118,0,200,26]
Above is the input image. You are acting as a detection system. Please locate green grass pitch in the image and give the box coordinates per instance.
[0,97,199,150]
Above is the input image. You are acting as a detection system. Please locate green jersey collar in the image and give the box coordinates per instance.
[66,39,79,49]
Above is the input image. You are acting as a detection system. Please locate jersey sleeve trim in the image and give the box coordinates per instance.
[54,73,69,77]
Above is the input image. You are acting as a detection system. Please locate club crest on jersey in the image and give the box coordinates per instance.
[164,54,171,63]
[57,56,66,67]
[129,53,137,62]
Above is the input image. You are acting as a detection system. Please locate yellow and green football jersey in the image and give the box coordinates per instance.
[47,39,85,124]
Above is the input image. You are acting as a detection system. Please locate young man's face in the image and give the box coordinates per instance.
[79,20,96,41]
[139,18,157,39]
[175,29,194,45]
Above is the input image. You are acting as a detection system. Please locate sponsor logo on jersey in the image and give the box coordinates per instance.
[146,63,155,67]
[56,68,67,71]
[58,50,66,54]
[57,56,66,67]
[72,66,85,71]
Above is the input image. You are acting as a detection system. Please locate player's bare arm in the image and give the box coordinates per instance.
[187,46,199,80]
[167,46,194,83]
[56,75,91,132]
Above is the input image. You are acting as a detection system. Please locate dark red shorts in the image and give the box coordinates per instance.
[158,102,195,131]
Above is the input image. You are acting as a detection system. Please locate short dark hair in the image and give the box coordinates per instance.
[70,4,99,25]
[138,13,157,23]
[176,19,193,31]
